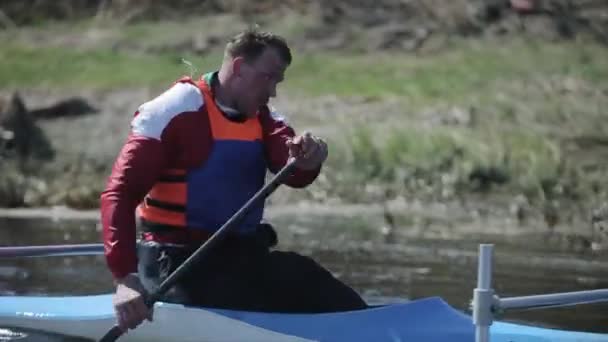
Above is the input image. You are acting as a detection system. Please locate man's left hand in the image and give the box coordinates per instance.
[287,132,328,170]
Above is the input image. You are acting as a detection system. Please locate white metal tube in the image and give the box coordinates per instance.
[0,243,104,258]
[476,326,490,342]
[474,244,494,342]
[477,244,493,289]
[498,288,608,311]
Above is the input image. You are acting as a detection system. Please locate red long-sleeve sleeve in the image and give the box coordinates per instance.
[100,135,167,279]
[101,80,209,280]
[101,107,210,280]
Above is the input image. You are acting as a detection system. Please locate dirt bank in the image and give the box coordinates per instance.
[1,0,607,51]
[1,1,607,246]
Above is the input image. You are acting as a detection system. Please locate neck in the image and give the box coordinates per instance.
[215,69,238,110]
[214,68,246,120]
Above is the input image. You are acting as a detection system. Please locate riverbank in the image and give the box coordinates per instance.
[1,4,607,244]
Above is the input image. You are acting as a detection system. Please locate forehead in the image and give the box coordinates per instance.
[251,47,288,73]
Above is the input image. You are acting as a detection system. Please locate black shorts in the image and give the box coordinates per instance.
[137,225,367,313]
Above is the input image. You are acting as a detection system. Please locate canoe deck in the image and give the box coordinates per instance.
[0,294,606,341]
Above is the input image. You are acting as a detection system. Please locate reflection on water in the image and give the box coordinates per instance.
[0,213,607,340]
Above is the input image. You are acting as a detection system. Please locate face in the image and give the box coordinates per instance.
[233,47,287,117]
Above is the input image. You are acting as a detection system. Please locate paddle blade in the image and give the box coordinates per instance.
[98,325,123,342]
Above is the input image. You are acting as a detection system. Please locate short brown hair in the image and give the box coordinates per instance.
[225,29,292,65]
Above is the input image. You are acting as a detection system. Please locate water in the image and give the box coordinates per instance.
[0,211,607,340]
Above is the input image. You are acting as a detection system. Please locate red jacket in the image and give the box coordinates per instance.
[101,76,320,279]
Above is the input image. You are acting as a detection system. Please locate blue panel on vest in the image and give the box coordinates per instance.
[186,140,266,233]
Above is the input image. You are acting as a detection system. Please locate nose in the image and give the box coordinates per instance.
[269,82,277,98]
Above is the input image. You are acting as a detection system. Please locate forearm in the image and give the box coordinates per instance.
[101,190,139,279]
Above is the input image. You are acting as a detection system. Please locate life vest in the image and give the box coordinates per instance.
[138,74,267,235]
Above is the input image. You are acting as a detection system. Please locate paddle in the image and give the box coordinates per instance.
[98,158,298,342]
[0,243,104,258]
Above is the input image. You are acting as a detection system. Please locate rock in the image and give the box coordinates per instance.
[377,25,432,51]
[542,200,560,230]
[509,194,531,224]
[0,126,14,156]
[484,0,510,22]
[510,0,539,14]
[193,34,221,55]
[591,204,608,248]
[0,92,54,163]
[468,166,509,191]
[426,106,476,127]
[29,97,97,120]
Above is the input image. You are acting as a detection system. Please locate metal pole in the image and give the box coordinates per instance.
[498,288,608,311]
[473,244,494,342]
[0,243,104,258]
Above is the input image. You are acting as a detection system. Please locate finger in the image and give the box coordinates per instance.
[312,136,324,149]
[304,141,319,159]
[286,139,295,154]
[288,136,307,157]
[121,303,135,330]
[319,139,328,158]
[299,132,311,144]
[123,302,140,330]
[309,136,325,157]
[288,143,302,158]
[291,134,303,145]
[301,134,315,156]
[116,306,129,332]
[147,306,154,322]
[132,298,149,325]
[115,308,124,332]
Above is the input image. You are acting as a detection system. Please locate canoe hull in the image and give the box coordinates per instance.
[0,294,606,342]
[0,295,311,341]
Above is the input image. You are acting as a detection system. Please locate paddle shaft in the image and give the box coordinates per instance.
[99,158,297,342]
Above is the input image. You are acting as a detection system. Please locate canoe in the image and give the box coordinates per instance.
[0,293,606,342]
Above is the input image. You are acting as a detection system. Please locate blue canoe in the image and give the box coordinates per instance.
[0,293,606,341]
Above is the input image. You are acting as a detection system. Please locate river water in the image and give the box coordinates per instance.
[0,208,607,340]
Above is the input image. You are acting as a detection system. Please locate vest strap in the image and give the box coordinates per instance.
[140,218,186,233]
[158,174,187,183]
[145,196,186,212]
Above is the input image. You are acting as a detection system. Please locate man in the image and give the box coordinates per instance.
[101,29,367,332]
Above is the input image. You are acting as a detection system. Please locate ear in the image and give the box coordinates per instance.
[232,57,245,77]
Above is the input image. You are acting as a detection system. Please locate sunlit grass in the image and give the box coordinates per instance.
[2,37,606,104]
[321,123,567,203]
[0,44,219,90]
[0,31,607,208]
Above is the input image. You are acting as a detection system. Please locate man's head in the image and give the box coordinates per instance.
[218,29,291,117]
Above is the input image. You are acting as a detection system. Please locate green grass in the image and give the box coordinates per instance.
[288,39,608,105]
[320,123,567,202]
[1,37,606,103]
[0,43,220,90]
[1,32,607,210]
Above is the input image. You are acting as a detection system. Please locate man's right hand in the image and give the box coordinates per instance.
[113,273,153,332]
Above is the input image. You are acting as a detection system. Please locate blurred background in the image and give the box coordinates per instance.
[1,0,608,339]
